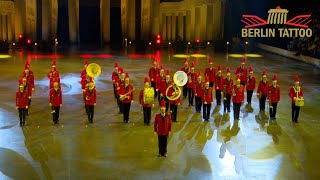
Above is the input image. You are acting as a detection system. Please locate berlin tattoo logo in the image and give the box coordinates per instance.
[241,6,313,38]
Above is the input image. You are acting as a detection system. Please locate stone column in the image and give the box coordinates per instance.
[194,7,201,40]
[185,10,191,41]
[52,0,58,38]
[200,5,207,41]
[127,0,135,41]
[171,14,176,41]
[166,15,171,41]
[141,0,152,40]
[68,0,79,43]
[0,15,3,40]
[161,13,166,41]
[178,12,184,40]
[7,13,13,41]
[206,4,213,40]
[190,8,195,40]
[121,0,128,39]
[152,0,160,36]
[42,0,51,41]
[1,15,7,41]
[100,0,110,44]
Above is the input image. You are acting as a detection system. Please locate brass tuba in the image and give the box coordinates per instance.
[166,71,188,101]
[86,63,101,88]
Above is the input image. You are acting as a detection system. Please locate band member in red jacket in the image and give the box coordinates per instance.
[204,57,216,88]
[139,78,154,125]
[202,77,213,121]
[84,82,96,123]
[50,82,62,124]
[23,62,34,91]
[246,66,256,104]
[149,59,159,98]
[160,70,172,111]
[156,65,166,105]
[222,67,233,113]
[215,65,224,106]
[257,70,269,112]
[81,59,88,78]
[187,62,197,105]
[49,74,61,89]
[116,69,125,114]
[119,73,134,123]
[235,57,248,86]
[180,58,190,98]
[154,100,172,157]
[16,84,29,126]
[232,75,244,120]
[194,71,204,113]
[267,74,280,120]
[289,75,304,123]
[22,68,34,115]
[112,62,119,98]
[167,82,180,122]
[48,60,60,84]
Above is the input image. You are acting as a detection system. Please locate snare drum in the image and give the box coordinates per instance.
[295,97,304,107]
[144,87,154,104]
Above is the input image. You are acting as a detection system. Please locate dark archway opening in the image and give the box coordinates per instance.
[79,0,101,47]
[57,0,69,44]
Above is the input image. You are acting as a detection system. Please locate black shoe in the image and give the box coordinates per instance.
[164,154,167,157]
[20,122,22,126]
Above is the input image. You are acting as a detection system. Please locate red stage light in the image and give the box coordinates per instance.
[27,39,31,44]
[97,54,114,59]
[47,55,62,59]
[196,39,200,43]
[156,39,161,44]
[157,35,160,39]
[19,34,23,39]
[80,54,95,59]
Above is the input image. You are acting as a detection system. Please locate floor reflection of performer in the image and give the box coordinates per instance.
[139,78,154,126]
[266,119,282,144]
[16,84,29,126]
[154,100,172,157]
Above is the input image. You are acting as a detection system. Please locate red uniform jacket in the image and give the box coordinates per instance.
[160,80,172,96]
[84,88,96,105]
[154,113,172,135]
[289,86,303,104]
[180,66,190,74]
[148,67,159,82]
[139,89,152,107]
[81,69,87,78]
[167,86,180,105]
[187,79,195,89]
[22,72,34,90]
[223,78,234,95]
[235,66,248,84]
[48,70,60,79]
[20,82,32,97]
[202,87,213,104]
[232,85,244,103]
[257,80,269,95]
[116,79,125,95]
[215,75,224,91]
[194,81,204,97]
[156,74,166,91]
[16,90,29,108]
[50,77,61,89]
[267,85,280,103]
[50,88,62,106]
[205,67,216,83]
[112,71,118,83]
[246,76,256,91]
[187,72,197,82]
[119,84,134,103]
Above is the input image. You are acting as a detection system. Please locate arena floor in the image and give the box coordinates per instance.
[0,47,319,180]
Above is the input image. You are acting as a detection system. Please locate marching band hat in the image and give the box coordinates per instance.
[226,67,231,74]
[209,57,213,64]
[184,58,188,63]
[241,57,246,63]
[160,65,164,70]
[125,72,129,78]
[218,65,222,71]
[114,62,118,68]
[295,74,300,82]
[205,76,209,83]
[236,74,241,80]
[84,59,88,66]
[191,62,195,68]
[160,99,166,107]
[197,71,201,77]
[166,70,170,76]
[262,70,267,77]
[273,74,277,81]
[144,77,149,83]
[52,60,56,67]
[249,66,253,72]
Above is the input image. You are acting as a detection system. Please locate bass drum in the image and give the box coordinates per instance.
[144,87,155,104]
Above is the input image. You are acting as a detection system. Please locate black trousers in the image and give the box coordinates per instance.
[247,90,253,103]
[158,91,161,105]
[151,81,157,98]
[216,89,222,105]
[195,97,202,112]
[18,108,26,124]
[269,102,278,119]
[183,84,188,98]
[223,94,231,112]
[113,84,117,98]
[158,135,168,156]
[188,88,194,105]
[292,104,300,122]
[233,102,241,120]
[170,104,178,121]
[203,104,211,121]
[86,105,94,123]
[26,98,31,114]
[117,95,123,114]
[240,82,245,86]
[52,106,60,123]
[143,107,152,125]
[123,103,131,122]
[259,95,267,111]
[209,82,214,88]
[161,96,170,112]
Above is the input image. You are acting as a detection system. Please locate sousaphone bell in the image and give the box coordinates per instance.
[86,63,101,87]
[166,71,188,101]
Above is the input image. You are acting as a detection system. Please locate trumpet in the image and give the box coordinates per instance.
[120,88,135,101]
[232,88,236,96]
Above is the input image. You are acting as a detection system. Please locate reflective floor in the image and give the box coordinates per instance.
[0,47,320,180]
